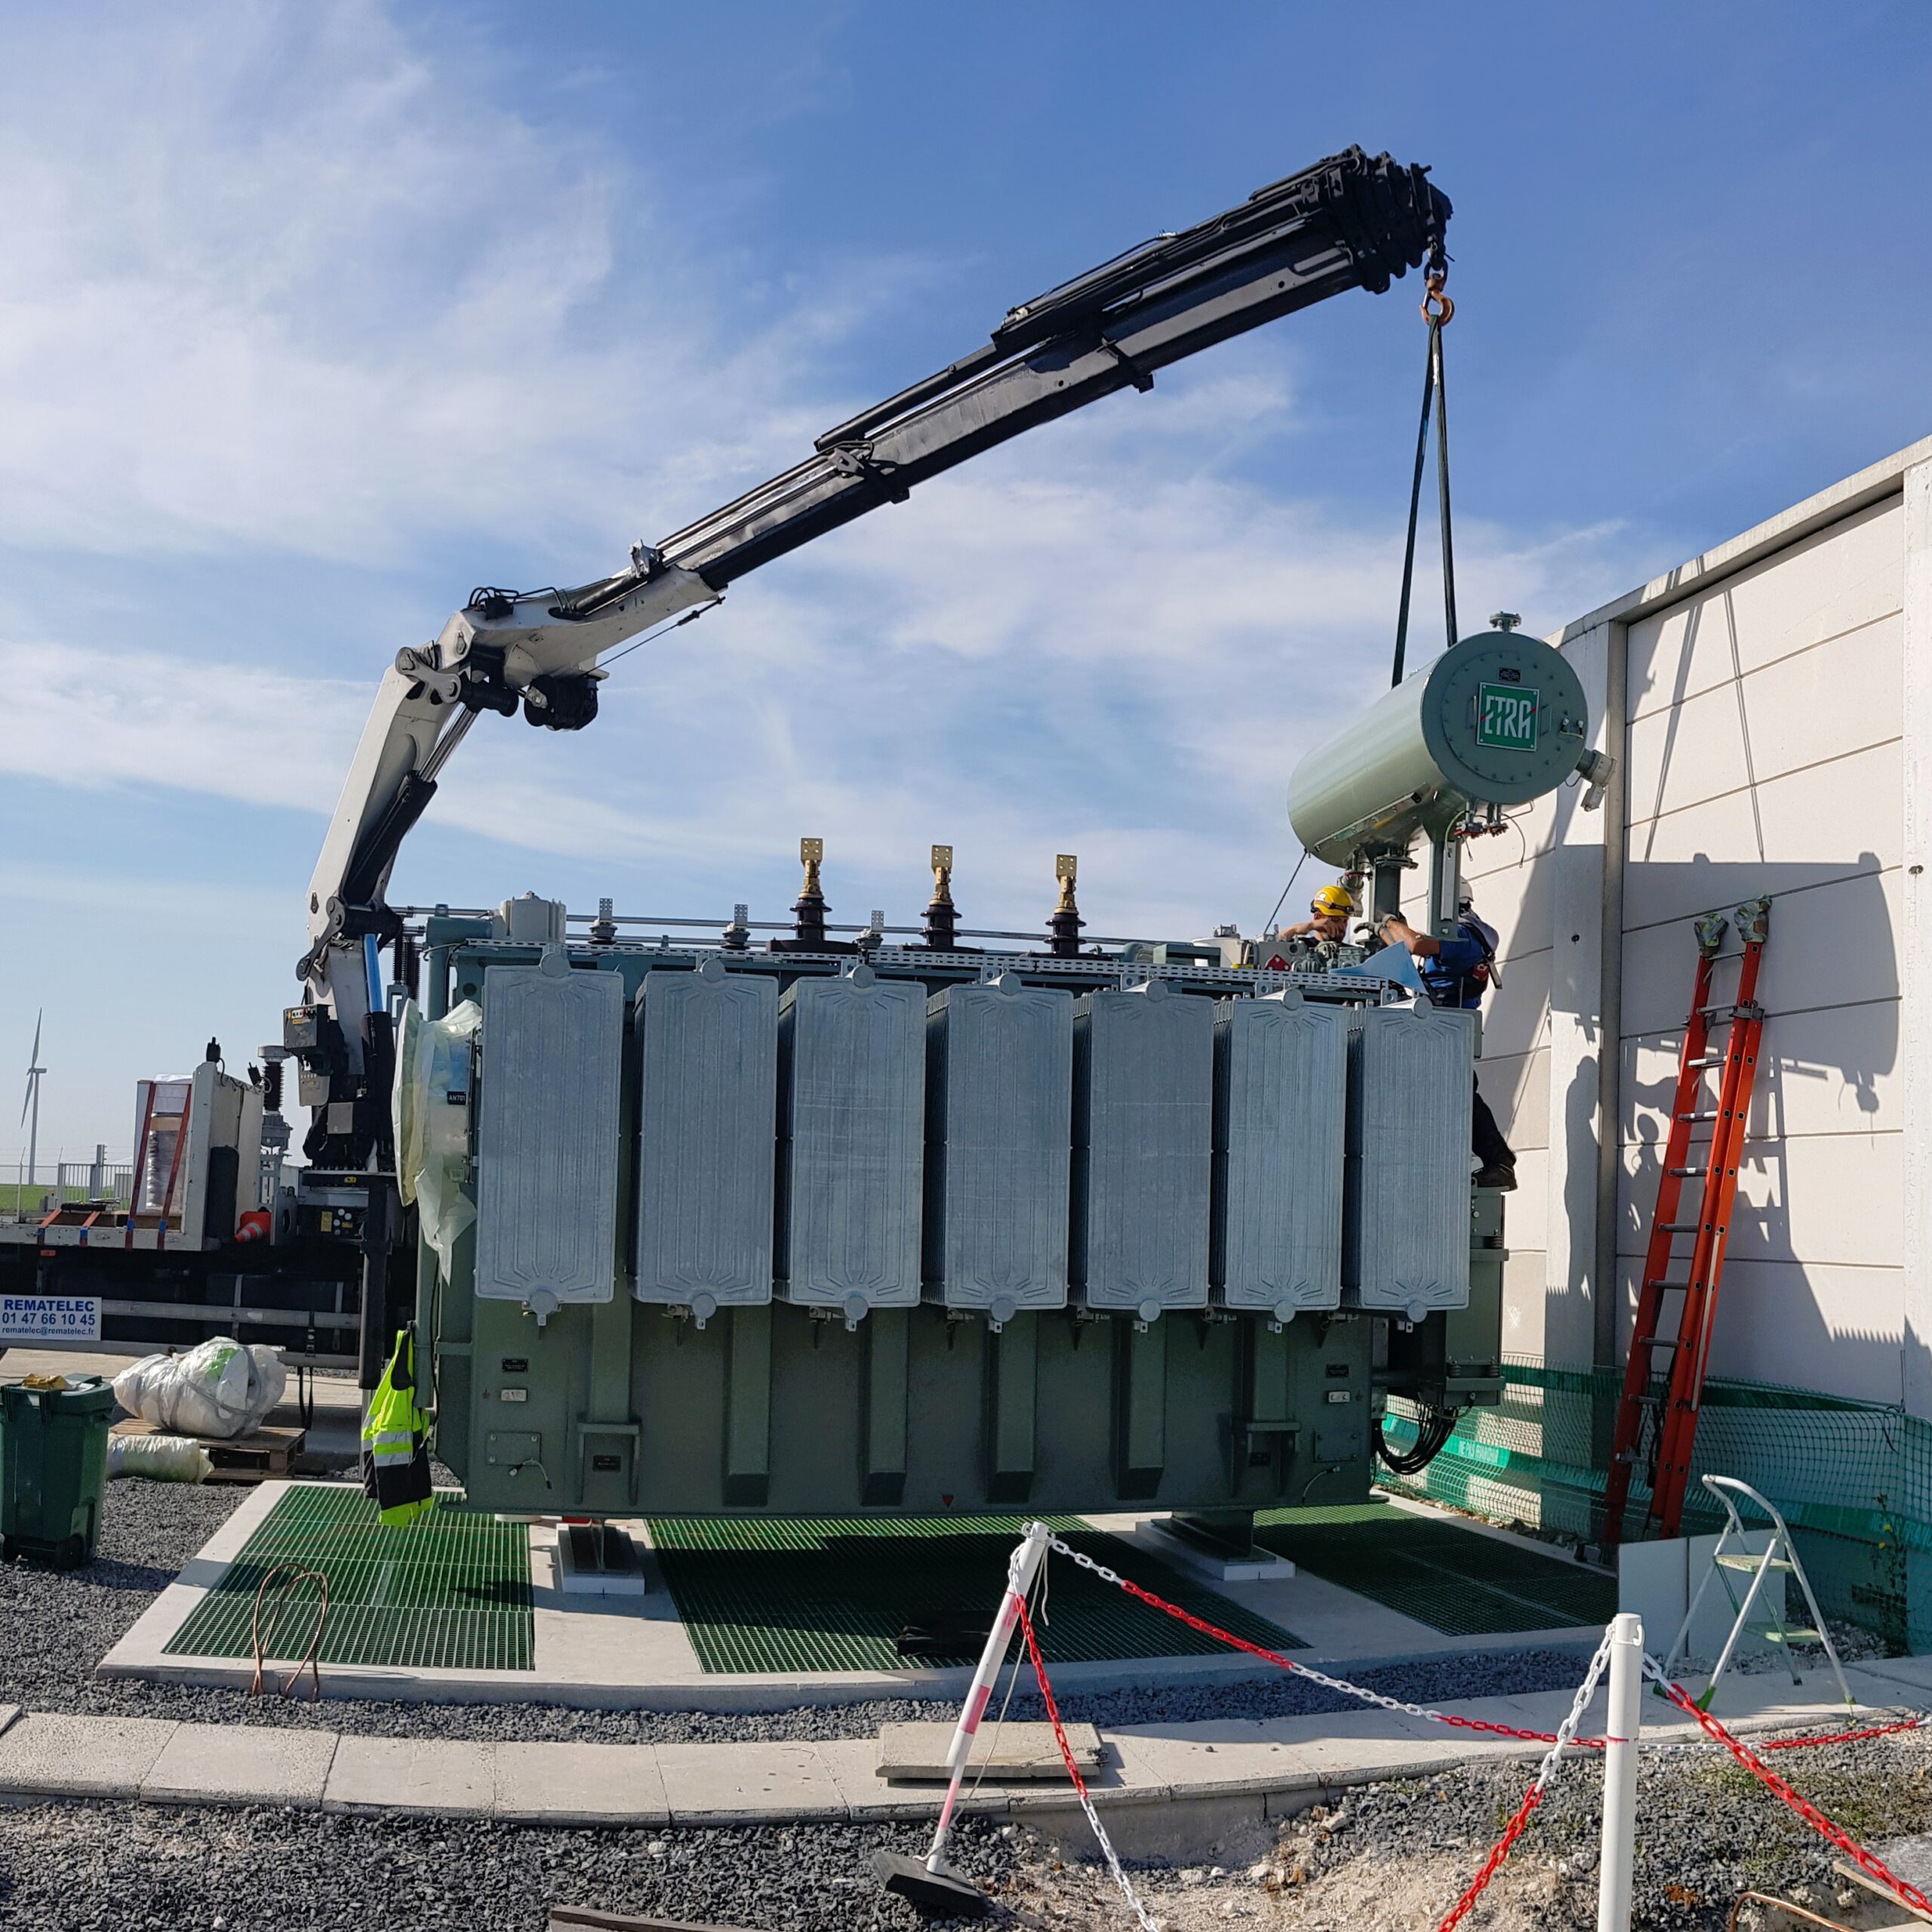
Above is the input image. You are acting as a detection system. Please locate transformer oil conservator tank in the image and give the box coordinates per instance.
[1287,629,1592,867]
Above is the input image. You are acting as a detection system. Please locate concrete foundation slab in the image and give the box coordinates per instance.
[0,1707,17,1740]
[495,1740,670,1826]
[814,1739,949,1823]
[656,1740,844,1823]
[141,1722,338,1809]
[100,1486,1628,1722]
[0,1712,177,1798]
[325,1735,497,1817]
[1845,1657,1932,1700]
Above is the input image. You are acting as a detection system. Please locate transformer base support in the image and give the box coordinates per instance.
[1133,1509,1295,1585]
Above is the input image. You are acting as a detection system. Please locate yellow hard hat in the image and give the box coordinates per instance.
[1311,884,1355,918]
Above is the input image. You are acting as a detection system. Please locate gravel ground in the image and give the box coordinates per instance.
[1007,1734,1932,1931]
[0,1477,1605,1743]
[0,1804,1020,1931]
[4,1739,1931,1932]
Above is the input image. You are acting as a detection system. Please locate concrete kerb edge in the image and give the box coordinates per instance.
[91,1633,1611,1715]
[0,1695,1893,1831]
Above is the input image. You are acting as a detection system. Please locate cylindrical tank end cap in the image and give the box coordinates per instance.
[1271,1300,1297,1326]
[1137,1297,1162,1325]
[690,1291,718,1328]
[843,1293,869,1331]
[1406,1299,1429,1324]
[989,1295,1018,1326]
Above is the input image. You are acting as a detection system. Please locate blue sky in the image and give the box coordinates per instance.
[6,0,1931,1167]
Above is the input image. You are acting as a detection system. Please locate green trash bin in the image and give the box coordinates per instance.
[0,1374,116,1569]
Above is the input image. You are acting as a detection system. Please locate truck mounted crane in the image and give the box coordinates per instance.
[291,147,1451,1183]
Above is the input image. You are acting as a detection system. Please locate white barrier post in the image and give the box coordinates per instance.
[923,1519,1051,1875]
[1597,1613,1643,1932]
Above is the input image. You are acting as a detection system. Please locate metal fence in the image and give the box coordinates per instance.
[1381,1357,1930,1652]
[1,1160,135,1224]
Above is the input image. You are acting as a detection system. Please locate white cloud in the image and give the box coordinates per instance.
[2,639,365,814]
[0,0,1652,959]
[0,2,858,568]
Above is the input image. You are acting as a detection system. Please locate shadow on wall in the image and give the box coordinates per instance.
[1622,853,1896,1106]
[1611,854,1898,1389]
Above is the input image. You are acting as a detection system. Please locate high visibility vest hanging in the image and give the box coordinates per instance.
[361,1327,435,1528]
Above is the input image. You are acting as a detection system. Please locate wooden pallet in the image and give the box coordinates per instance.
[111,1417,306,1484]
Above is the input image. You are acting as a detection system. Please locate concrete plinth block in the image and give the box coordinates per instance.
[554,1523,648,1598]
[876,1720,1104,1783]
[494,1741,670,1825]
[656,1741,845,1824]
[325,1736,497,1817]
[142,1721,337,1809]
[1130,1519,1295,1585]
[0,1712,178,1798]
[0,1706,18,1740]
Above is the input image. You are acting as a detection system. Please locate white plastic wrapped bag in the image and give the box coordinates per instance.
[112,1337,286,1439]
[393,996,480,1278]
[107,1433,213,1482]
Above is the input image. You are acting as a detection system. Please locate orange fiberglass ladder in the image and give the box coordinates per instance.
[1602,897,1770,1550]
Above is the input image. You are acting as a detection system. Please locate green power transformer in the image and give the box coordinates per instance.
[407,916,1505,1523]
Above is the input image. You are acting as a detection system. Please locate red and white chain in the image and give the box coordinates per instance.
[1015,1594,1162,1932]
[1044,1534,1592,1743]
[1043,1532,1927,1758]
[1433,1631,1612,1932]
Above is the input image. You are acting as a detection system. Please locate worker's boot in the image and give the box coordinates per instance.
[1474,1162,1517,1191]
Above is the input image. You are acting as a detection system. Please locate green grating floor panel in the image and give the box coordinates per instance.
[645,1514,1306,1675]
[165,1484,533,1672]
[1254,1500,1617,1638]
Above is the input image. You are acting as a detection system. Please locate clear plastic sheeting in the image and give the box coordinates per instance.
[392,997,481,1281]
[112,1337,286,1439]
[107,1433,213,1482]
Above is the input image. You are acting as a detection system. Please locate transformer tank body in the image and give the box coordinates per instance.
[414,924,1505,1521]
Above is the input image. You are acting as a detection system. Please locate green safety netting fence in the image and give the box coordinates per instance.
[1378,1357,1929,1653]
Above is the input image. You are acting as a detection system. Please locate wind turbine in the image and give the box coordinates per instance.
[21,1010,45,1192]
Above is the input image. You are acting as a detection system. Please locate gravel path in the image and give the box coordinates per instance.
[1,1478,1604,1743]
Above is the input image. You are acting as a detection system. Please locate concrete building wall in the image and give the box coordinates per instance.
[1468,435,1932,1410]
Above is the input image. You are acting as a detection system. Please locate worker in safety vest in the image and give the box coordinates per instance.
[1278,881,1356,943]
[361,1327,435,1527]
[1375,888,1517,1192]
